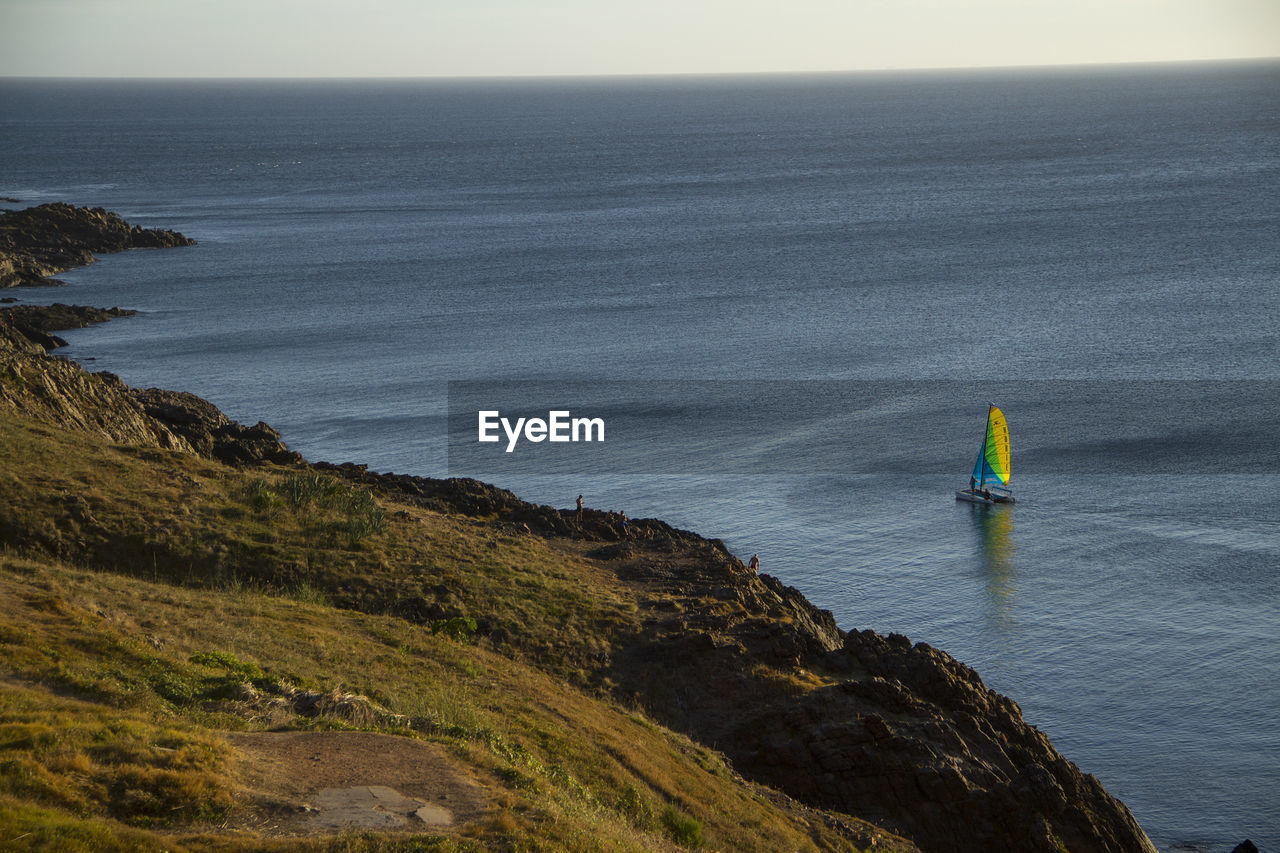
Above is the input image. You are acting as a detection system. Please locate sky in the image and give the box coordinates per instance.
[1,0,1277,78]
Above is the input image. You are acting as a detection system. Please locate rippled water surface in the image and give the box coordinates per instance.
[3,63,1278,850]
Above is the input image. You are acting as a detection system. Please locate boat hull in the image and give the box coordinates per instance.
[956,489,1015,505]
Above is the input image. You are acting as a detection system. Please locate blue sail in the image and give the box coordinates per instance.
[967,406,1012,498]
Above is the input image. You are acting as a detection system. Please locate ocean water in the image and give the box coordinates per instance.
[3,62,1278,851]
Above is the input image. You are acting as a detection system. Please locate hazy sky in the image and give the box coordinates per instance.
[1,0,1277,78]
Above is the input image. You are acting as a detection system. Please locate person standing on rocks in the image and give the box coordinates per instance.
[575,494,584,522]
[748,554,760,572]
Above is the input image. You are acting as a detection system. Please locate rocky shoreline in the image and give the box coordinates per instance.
[0,204,1164,852]
[0,201,194,288]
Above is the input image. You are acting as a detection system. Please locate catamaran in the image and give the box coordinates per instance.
[956,404,1016,505]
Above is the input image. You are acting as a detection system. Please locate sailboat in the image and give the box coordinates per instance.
[956,404,1016,505]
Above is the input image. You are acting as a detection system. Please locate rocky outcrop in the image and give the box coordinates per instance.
[0,202,194,288]
[131,386,301,466]
[1,315,193,451]
[2,302,136,350]
[0,325,302,468]
[311,460,703,544]
[590,537,1157,853]
[314,461,529,519]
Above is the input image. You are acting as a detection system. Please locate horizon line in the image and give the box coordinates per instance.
[2,55,1277,83]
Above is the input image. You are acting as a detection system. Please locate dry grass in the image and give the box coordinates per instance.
[0,410,888,852]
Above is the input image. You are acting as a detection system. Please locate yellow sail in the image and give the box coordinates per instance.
[961,405,1015,503]
[982,406,1011,485]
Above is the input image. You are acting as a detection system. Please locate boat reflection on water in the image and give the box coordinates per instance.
[964,501,1018,633]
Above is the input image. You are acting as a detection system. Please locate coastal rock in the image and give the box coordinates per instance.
[601,540,1157,853]
[132,387,302,466]
[0,213,295,468]
[0,202,194,288]
[0,329,192,452]
[1,303,136,350]
[0,312,298,467]
[312,463,526,518]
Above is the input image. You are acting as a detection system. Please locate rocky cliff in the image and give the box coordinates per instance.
[0,205,1159,853]
[0,201,194,287]
[403,491,1158,853]
[0,315,301,467]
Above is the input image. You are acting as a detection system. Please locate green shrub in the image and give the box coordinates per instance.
[240,472,386,545]
[240,477,282,514]
[431,616,478,643]
[279,472,343,509]
[329,509,386,547]
[189,651,263,681]
[616,784,657,830]
[661,805,703,848]
[146,669,197,705]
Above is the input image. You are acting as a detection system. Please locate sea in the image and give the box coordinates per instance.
[2,61,1277,852]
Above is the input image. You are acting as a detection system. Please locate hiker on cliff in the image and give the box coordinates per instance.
[748,553,760,573]
[575,494,583,522]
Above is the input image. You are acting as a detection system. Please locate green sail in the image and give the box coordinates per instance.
[971,405,1011,487]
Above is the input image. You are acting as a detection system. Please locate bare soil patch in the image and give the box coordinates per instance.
[223,731,489,837]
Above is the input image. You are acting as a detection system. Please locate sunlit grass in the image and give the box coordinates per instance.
[0,410,896,851]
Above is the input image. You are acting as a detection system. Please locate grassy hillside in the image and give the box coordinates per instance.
[0,411,903,852]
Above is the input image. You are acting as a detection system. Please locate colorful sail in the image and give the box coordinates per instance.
[971,405,1011,487]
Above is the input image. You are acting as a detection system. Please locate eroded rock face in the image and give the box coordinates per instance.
[0,330,301,467]
[743,629,1154,853]
[0,202,195,288]
[596,544,1157,853]
[0,317,192,451]
[131,387,302,466]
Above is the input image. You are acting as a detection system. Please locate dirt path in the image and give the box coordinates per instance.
[223,731,490,837]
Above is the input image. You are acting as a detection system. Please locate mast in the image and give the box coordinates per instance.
[972,404,993,489]
[982,403,994,488]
